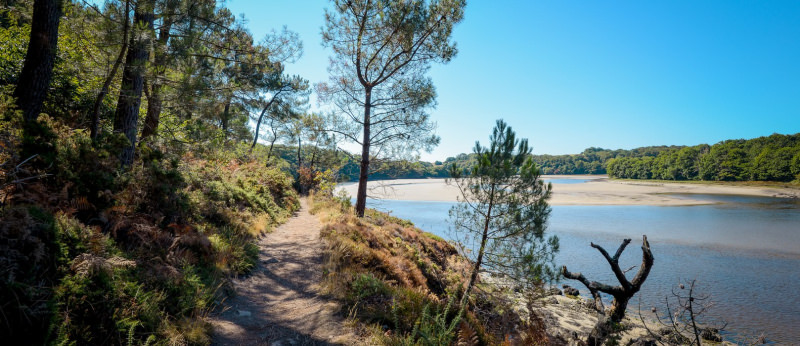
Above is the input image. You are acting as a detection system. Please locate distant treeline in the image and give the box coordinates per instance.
[607,133,800,182]
[271,133,800,183]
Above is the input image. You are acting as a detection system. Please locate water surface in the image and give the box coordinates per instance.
[363,195,800,343]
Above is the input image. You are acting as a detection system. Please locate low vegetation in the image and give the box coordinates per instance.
[1,102,298,344]
[310,193,557,345]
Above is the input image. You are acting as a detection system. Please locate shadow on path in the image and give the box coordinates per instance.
[209,199,353,345]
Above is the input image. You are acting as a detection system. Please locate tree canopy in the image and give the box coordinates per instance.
[318,0,466,216]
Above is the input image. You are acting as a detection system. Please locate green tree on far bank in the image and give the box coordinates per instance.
[447,120,559,309]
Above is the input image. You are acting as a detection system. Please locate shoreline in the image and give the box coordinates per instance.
[337,176,800,206]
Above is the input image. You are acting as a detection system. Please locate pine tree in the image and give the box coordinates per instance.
[448,120,559,309]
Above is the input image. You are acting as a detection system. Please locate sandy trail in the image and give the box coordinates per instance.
[209,199,353,345]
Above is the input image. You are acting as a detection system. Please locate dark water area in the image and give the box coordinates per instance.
[363,194,800,343]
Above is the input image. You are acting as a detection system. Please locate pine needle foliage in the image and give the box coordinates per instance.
[447,119,560,309]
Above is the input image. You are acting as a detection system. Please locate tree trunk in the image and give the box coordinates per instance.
[140,79,161,140]
[310,146,318,171]
[460,184,495,309]
[608,295,628,322]
[113,0,154,167]
[296,136,302,168]
[460,228,488,309]
[140,13,172,140]
[14,0,63,124]
[266,118,277,159]
[562,236,654,324]
[250,89,283,153]
[354,87,372,217]
[90,0,128,140]
[220,96,231,132]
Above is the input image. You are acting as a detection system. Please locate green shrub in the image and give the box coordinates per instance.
[0,206,59,344]
[391,296,462,346]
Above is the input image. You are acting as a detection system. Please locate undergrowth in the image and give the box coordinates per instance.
[312,193,551,345]
[0,106,298,345]
[310,192,558,345]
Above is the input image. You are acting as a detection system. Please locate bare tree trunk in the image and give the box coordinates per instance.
[459,185,495,309]
[296,136,302,168]
[140,11,173,140]
[562,235,654,323]
[266,118,277,159]
[113,0,154,167]
[310,146,318,171]
[90,0,128,140]
[14,0,63,124]
[219,96,231,132]
[249,89,284,153]
[354,87,372,217]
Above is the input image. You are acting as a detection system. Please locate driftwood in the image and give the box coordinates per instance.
[562,235,654,322]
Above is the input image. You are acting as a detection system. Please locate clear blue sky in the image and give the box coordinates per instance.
[227,0,800,162]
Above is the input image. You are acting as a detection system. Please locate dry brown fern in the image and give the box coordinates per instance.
[457,321,479,346]
[521,308,550,346]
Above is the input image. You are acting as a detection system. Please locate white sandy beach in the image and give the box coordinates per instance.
[337,175,800,206]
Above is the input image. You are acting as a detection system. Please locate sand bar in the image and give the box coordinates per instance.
[337,175,800,206]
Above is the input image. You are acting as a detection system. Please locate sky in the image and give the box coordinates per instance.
[227,0,800,162]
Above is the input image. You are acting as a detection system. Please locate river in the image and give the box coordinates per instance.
[357,180,800,343]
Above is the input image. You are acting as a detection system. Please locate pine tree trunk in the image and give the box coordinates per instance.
[90,0,129,140]
[460,185,495,309]
[460,228,488,309]
[296,136,302,168]
[141,80,161,139]
[250,105,269,152]
[354,88,372,217]
[140,16,172,140]
[14,0,63,124]
[220,96,231,132]
[113,0,154,167]
[250,89,284,153]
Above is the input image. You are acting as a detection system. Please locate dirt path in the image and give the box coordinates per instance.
[209,199,354,345]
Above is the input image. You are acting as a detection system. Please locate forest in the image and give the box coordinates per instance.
[0,0,328,344]
[606,134,800,182]
[365,135,800,182]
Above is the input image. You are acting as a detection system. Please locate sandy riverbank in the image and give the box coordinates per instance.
[337,175,800,206]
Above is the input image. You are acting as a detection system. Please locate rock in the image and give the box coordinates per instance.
[700,328,722,342]
[562,285,580,296]
[548,296,559,305]
[626,337,658,346]
[657,327,673,336]
[236,309,252,317]
[548,287,563,296]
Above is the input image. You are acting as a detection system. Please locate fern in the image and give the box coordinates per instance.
[456,321,479,346]
[396,296,464,346]
[127,321,138,346]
